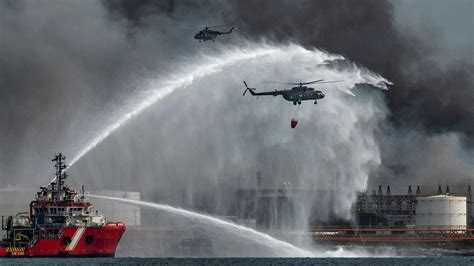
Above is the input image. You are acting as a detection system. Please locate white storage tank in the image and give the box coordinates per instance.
[415,195,467,228]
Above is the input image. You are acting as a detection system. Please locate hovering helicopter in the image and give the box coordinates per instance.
[242,80,343,105]
[192,25,236,42]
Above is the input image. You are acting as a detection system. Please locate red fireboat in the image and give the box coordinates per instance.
[0,153,125,257]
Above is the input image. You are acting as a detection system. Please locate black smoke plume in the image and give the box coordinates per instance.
[105,0,474,187]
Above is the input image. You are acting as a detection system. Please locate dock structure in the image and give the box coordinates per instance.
[235,181,473,243]
[310,226,474,243]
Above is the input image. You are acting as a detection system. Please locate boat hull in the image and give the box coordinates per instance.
[0,222,125,257]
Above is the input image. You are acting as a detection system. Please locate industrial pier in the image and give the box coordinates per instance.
[235,183,473,244]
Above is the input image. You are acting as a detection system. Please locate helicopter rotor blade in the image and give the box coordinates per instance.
[261,79,345,86]
[207,24,234,29]
[176,26,202,29]
[312,80,344,85]
[299,79,324,85]
[261,79,324,86]
[177,24,234,30]
[260,81,293,85]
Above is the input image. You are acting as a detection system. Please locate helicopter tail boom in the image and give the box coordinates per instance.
[220,27,236,35]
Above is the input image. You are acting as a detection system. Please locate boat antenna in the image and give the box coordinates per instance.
[52,153,67,192]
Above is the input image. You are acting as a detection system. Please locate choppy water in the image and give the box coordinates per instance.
[1,257,473,265]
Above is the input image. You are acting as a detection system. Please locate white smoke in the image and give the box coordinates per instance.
[380,129,474,186]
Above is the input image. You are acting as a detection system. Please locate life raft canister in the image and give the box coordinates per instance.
[291,119,298,128]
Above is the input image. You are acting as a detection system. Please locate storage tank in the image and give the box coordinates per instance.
[415,195,467,228]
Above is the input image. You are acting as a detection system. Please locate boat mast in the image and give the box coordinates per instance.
[51,153,67,201]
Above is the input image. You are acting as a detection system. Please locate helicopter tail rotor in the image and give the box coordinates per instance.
[243,81,256,96]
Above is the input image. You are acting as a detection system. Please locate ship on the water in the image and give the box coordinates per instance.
[0,153,125,257]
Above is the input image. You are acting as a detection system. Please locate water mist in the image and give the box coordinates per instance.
[87,194,312,257]
[69,42,391,256]
[88,194,395,257]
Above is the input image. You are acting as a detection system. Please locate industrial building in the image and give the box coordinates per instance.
[355,185,472,228]
[235,184,473,229]
[234,182,473,244]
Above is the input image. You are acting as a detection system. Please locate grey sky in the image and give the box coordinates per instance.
[393,0,473,63]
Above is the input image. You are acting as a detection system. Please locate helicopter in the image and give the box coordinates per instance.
[242,80,343,105]
[192,25,236,42]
